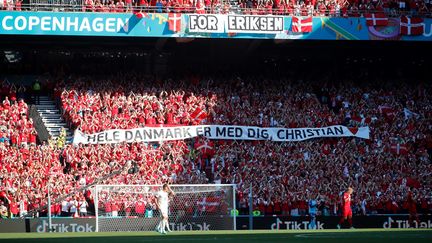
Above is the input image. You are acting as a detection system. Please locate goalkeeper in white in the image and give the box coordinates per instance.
[155,184,175,234]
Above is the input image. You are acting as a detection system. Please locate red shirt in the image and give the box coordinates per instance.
[10,202,19,214]
[265,204,273,214]
[343,192,351,209]
[29,133,37,143]
[112,202,120,211]
[104,202,112,212]
[407,194,417,212]
[282,202,289,212]
[274,202,281,212]
[135,201,145,214]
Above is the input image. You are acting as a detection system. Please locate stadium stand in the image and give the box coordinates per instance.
[1,65,431,217]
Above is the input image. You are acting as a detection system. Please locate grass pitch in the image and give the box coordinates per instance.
[0,229,431,243]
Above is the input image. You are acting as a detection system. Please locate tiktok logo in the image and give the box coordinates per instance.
[36,220,94,232]
[383,217,395,228]
[383,217,432,228]
[271,218,324,230]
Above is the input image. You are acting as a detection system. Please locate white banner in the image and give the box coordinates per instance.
[73,125,369,145]
[188,14,225,33]
[187,15,285,34]
[226,15,285,33]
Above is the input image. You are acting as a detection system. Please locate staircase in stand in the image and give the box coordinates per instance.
[35,96,73,143]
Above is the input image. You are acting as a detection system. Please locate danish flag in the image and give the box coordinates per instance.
[292,16,313,33]
[168,13,182,33]
[390,143,408,155]
[364,13,388,26]
[134,12,147,19]
[400,16,424,36]
[190,107,207,124]
[351,116,372,125]
[198,197,220,213]
[195,139,214,156]
[378,105,396,120]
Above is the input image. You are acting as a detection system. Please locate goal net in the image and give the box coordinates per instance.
[94,184,236,232]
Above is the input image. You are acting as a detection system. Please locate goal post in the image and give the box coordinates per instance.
[94,184,237,232]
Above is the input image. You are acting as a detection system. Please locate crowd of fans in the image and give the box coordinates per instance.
[1,0,431,17]
[0,71,431,218]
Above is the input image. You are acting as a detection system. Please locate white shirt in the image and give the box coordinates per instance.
[343,166,349,177]
[79,177,86,186]
[79,200,88,213]
[61,200,69,212]
[361,199,367,209]
[157,190,169,209]
[19,200,27,213]
[69,200,77,213]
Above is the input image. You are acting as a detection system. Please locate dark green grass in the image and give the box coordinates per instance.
[0,229,431,243]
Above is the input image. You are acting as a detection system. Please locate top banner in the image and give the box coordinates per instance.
[72,125,369,145]
[0,12,432,41]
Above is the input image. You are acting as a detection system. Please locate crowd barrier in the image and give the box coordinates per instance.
[1,215,431,232]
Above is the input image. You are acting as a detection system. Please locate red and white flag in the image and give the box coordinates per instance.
[168,13,182,33]
[364,13,388,26]
[198,196,220,213]
[378,105,396,119]
[378,105,393,114]
[390,143,408,155]
[190,107,207,124]
[400,16,424,36]
[195,139,215,157]
[292,16,313,33]
[134,12,147,19]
